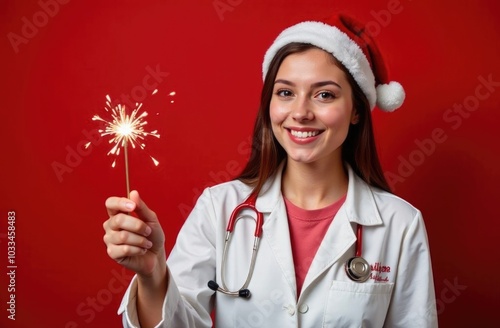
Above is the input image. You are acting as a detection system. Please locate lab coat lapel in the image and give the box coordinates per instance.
[256,164,298,299]
[301,207,355,291]
[301,165,384,293]
[262,200,297,298]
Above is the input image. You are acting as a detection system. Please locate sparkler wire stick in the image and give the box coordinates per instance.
[124,139,130,198]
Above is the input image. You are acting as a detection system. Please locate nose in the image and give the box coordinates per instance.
[291,97,314,122]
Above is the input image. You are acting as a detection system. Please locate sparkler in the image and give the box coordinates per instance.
[87,92,160,197]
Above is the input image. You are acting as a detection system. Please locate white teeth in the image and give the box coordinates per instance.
[290,130,319,138]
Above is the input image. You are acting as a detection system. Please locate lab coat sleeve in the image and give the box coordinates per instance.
[118,188,217,328]
[384,211,438,328]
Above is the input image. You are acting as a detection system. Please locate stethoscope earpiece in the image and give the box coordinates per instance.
[207,280,220,292]
[345,256,370,282]
[208,280,251,298]
[238,289,251,298]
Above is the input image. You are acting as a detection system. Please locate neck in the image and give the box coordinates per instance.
[282,158,348,210]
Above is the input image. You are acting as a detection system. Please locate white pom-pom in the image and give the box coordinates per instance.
[376,81,405,112]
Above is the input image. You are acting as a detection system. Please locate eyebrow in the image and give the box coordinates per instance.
[274,79,342,89]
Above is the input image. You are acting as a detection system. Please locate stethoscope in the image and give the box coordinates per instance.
[207,193,370,298]
[208,193,262,298]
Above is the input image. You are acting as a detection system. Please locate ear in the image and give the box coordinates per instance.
[350,109,360,125]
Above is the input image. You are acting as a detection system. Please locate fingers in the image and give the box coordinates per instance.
[103,213,154,260]
[104,213,152,236]
[104,226,153,249]
[103,229,153,259]
[105,196,136,217]
[129,190,158,224]
[105,190,158,225]
[103,209,151,245]
[106,242,148,259]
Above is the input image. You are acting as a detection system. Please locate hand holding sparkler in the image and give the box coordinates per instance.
[103,190,166,276]
[103,189,168,327]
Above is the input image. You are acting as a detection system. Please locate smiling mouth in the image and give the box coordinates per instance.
[289,129,322,138]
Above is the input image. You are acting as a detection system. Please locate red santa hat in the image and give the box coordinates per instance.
[262,14,405,112]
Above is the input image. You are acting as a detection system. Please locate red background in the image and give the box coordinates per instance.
[1,0,499,326]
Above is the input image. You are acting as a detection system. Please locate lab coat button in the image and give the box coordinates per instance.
[285,305,295,316]
[298,304,309,313]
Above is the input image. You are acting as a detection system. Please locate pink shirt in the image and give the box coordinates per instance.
[284,195,346,296]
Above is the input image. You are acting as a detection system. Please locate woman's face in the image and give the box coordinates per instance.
[270,48,358,166]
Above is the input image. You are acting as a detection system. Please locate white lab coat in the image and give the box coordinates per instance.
[118,164,438,327]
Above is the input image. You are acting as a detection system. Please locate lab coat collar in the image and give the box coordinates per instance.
[344,165,384,226]
[255,162,384,226]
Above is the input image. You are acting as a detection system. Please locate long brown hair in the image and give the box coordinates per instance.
[238,43,391,195]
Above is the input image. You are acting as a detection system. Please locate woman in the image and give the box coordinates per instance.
[103,14,437,327]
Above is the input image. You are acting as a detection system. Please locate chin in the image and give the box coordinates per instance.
[287,155,317,164]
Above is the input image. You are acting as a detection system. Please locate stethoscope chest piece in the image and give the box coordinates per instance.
[345,256,370,282]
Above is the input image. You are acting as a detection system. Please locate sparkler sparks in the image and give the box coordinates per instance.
[87,92,160,196]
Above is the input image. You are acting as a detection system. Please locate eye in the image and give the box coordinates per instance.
[317,91,336,100]
[276,89,293,97]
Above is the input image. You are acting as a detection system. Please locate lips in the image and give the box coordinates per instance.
[286,128,324,144]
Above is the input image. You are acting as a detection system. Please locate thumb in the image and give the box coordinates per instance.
[129,190,158,224]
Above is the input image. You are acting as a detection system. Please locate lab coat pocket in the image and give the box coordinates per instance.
[322,281,394,328]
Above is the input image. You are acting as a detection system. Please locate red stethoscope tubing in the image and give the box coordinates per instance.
[355,223,362,257]
[226,193,263,237]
